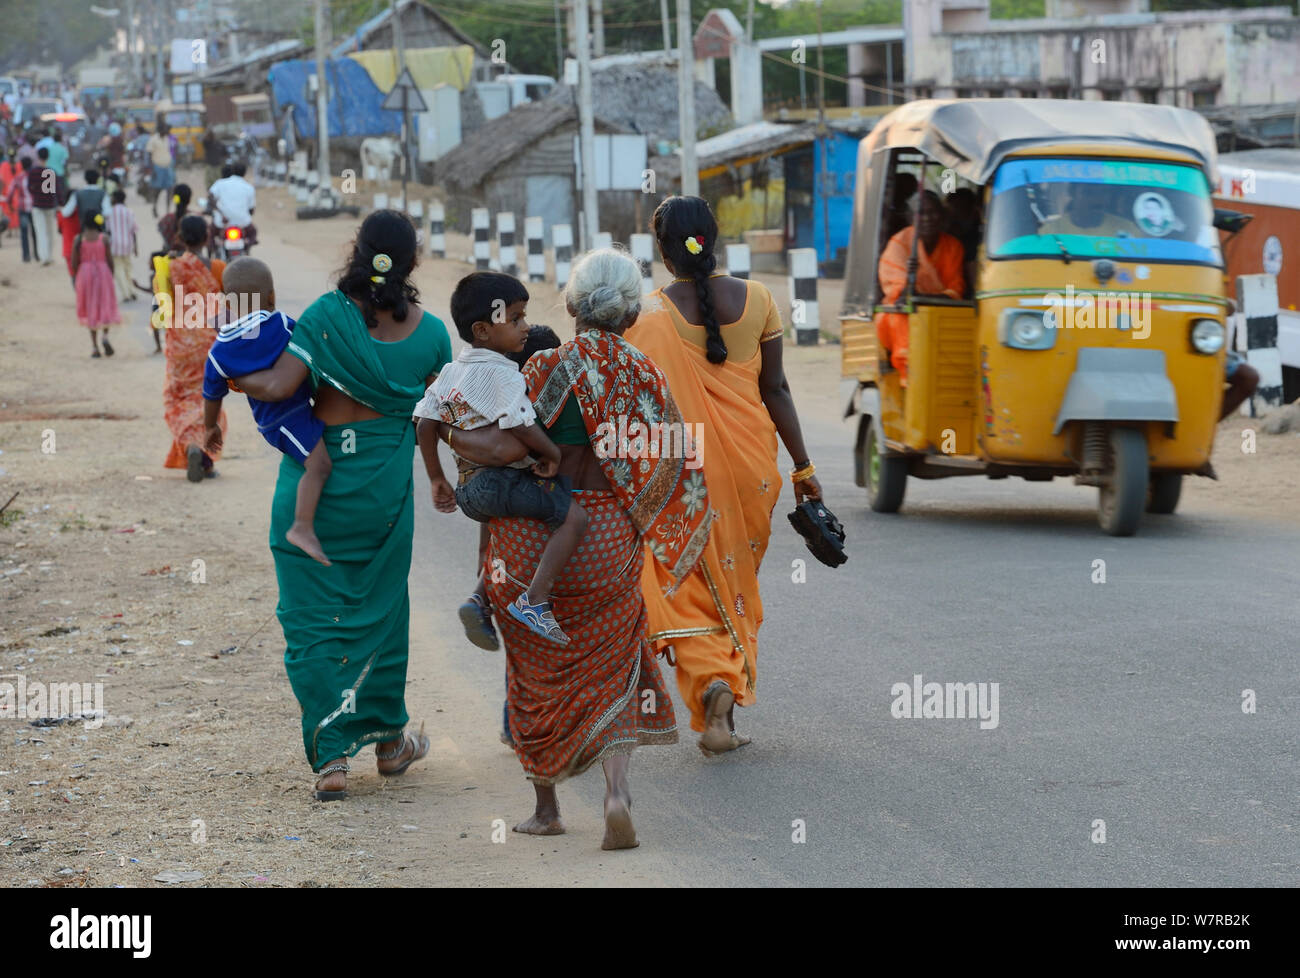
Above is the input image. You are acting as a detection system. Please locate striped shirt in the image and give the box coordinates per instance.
[105,203,136,256]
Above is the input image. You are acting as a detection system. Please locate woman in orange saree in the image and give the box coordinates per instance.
[162,215,227,481]
[625,196,824,755]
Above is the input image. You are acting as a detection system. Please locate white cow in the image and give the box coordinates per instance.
[360,136,402,182]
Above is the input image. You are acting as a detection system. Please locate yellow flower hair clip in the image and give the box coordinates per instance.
[94,213,104,226]
[173,193,180,204]
[370,275,386,284]
[684,235,703,255]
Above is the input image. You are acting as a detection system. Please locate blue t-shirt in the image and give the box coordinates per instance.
[203,310,313,434]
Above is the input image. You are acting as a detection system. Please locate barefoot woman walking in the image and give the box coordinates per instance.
[626,196,824,755]
[427,249,709,847]
[235,211,453,799]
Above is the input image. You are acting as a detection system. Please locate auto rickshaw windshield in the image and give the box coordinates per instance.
[987,157,1221,266]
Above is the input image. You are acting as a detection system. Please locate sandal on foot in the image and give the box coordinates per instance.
[314,760,349,801]
[102,338,114,357]
[375,723,429,778]
[458,593,499,651]
[91,351,102,358]
[507,592,569,645]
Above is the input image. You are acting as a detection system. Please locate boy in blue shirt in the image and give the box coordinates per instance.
[201,257,333,565]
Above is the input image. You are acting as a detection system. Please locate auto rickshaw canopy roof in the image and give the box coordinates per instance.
[841,99,1220,313]
[858,98,1218,186]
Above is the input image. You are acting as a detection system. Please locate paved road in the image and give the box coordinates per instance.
[410,403,1298,886]
[225,196,1293,886]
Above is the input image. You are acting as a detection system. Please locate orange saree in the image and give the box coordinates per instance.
[162,253,227,469]
[624,284,783,731]
[874,226,964,383]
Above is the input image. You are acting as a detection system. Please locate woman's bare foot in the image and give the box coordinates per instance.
[286,522,331,566]
[601,795,638,850]
[698,682,751,756]
[514,783,565,835]
[600,754,638,850]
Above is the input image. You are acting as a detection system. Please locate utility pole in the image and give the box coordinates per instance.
[746,0,754,42]
[127,0,139,95]
[592,0,605,58]
[815,0,829,266]
[553,0,564,75]
[154,0,166,101]
[660,0,671,54]
[314,0,331,198]
[575,0,598,249]
[392,0,411,202]
[677,0,698,197]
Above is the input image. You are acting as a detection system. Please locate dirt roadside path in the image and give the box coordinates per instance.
[2,176,1295,888]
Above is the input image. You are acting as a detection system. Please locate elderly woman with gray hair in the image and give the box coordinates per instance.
[427,248,711,850]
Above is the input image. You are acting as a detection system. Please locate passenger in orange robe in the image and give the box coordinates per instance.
[875,190,966,385]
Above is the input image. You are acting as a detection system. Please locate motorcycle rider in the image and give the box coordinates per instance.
[207,160,256,256]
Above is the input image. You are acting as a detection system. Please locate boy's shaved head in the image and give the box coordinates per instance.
[223,256,275,309]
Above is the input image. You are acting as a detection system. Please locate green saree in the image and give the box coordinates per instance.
[271,291,452,770]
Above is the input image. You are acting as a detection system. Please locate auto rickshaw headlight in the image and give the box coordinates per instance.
[1000,310,1056,350]
[1190,318,1224,355]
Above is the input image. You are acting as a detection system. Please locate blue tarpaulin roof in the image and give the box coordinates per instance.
[268,58,404,140]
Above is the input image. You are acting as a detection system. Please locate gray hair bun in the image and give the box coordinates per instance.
[565,247,642,330]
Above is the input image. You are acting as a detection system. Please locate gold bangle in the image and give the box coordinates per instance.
[790,462,816,483]
[444,427,455,450]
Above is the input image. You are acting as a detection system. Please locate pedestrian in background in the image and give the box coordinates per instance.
[72,210,119,358]
[27,146,62,265]
[5,156,33,262]
[106,189,138,302]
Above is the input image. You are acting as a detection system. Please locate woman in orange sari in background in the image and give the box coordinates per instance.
[162,215,227,481]
[626,196,824,755]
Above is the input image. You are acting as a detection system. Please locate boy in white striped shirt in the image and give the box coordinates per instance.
[415,272,587,646]
[105,190,137,302]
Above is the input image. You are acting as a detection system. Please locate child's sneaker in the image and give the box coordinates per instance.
[458,593,499,651]
[507,592,569,645]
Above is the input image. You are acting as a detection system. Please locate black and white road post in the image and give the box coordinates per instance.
[498,212,518,277]
[525,216,545,282]
[429,200,446,259]
[1236,273,1285,412]
[789,247,819,345]
[553,223,573,289]
[472,208,491,270]
[726,243,750,279]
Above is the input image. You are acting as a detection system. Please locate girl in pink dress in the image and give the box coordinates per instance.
[72,212,120,358]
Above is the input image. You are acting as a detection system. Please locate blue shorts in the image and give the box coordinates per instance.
[1225,351,1243,380]
[455,466,572,527]
[260,402,325,463]
[152,165,174,189]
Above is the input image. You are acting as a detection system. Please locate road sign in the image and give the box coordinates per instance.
[381,68,427,113]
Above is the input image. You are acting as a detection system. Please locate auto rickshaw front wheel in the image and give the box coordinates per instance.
[1097,428,1149,536]
[1146,472,1183,515]
[866,424,907,513]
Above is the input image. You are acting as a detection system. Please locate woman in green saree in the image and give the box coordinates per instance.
[236,211,453,800]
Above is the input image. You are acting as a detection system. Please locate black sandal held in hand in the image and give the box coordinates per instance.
[788,500,848,568]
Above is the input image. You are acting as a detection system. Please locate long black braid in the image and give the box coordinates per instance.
[652,195,727,364]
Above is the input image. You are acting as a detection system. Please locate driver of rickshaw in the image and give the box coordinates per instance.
[1037,181,1140,237]
[875,190,966,386]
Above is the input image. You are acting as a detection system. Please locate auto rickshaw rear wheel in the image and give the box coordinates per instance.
[1146,472,1183,514]
[1097,427,1149,536]
[866,424,907,513]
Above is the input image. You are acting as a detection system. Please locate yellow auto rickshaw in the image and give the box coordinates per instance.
[840,99,1234,535]
[155,100,207,163]
[111,98,156,134]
